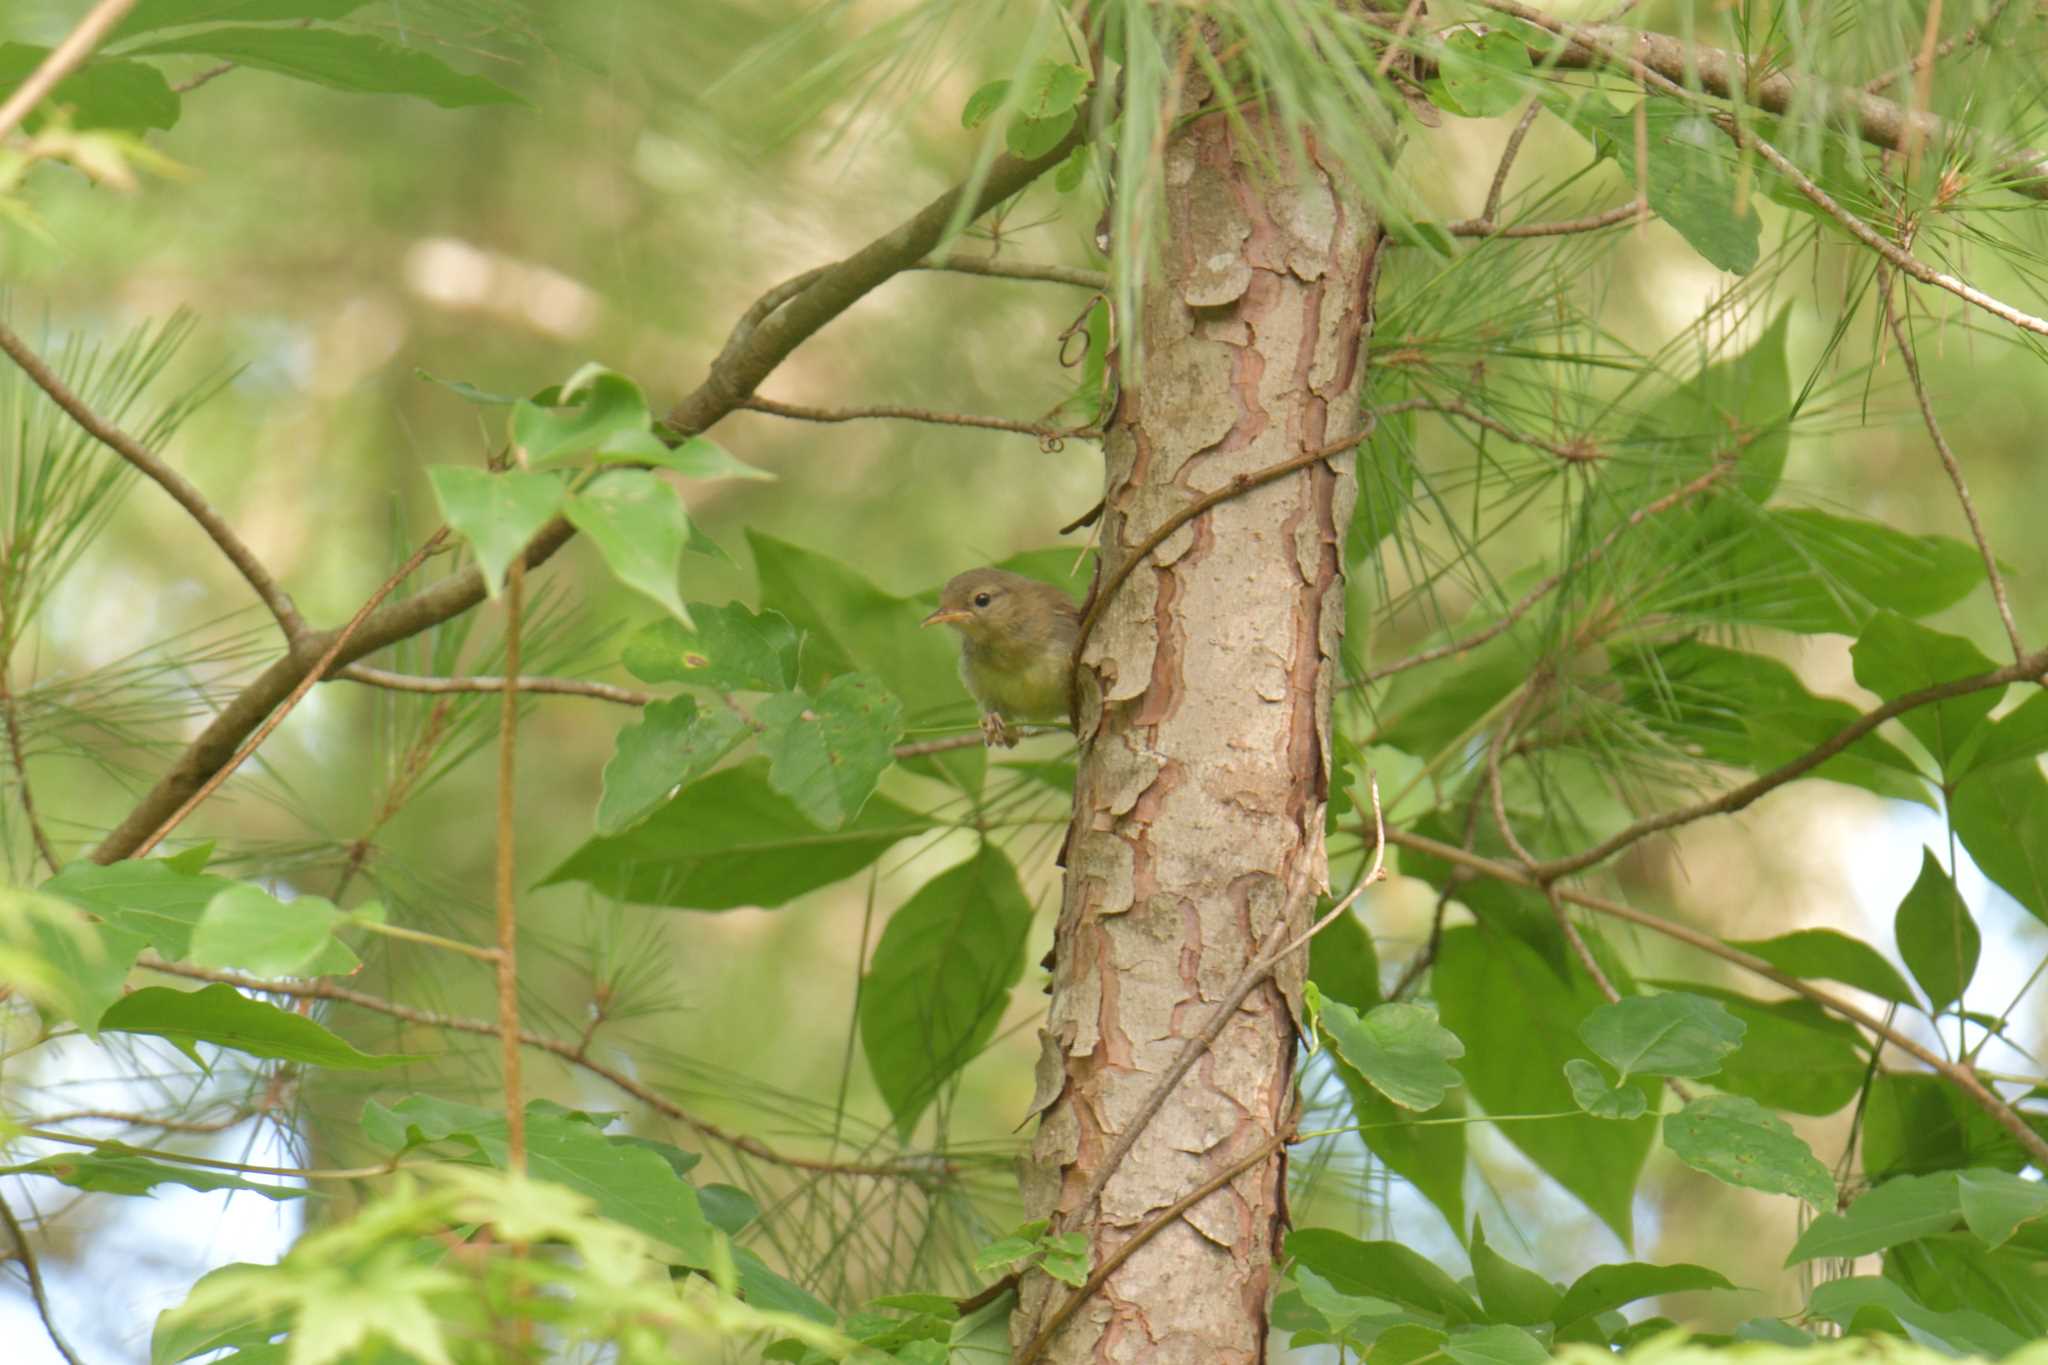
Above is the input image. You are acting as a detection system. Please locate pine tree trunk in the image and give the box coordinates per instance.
[1012,85,1384,1363]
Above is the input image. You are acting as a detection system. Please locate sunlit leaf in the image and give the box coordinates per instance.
[756,674,904,830]
[1314,995,1463,1111]
[565,471,691,622]
[1663,1095,1832,1207]
[1892,850,1978,1013]
[1579,992,1744,1081]
[425,466,565,600]
[621,604,799,692]
[100,985,429,1069]
[595,696,750,836]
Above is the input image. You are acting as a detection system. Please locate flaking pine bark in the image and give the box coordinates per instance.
[1012,84,1384,1364]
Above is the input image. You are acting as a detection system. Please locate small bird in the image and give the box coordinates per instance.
[921,568,1081,748]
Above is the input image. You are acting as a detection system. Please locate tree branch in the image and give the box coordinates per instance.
[0,0,136,143]
[0,320,307,640]
[1447,200,1649,239]
[339,665,653,706]
[916,255,1109,291]
[0,666,59,873]
[0,1187,85,1365]
[740,395,1096,445]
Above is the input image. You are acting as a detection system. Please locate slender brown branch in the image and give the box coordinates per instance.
[740,395,1097,444]
[1877,269,2025,663]
[0,321,306,640]
[1403,394,1605,464]
[1484,99,1545,225]
[0,0,136,143]
[137,956,946,1181]
[916,255,1110,291]
[339,665,653,706]
[1864,0,2014,94]
[129,531,447,858]
[0,666,59,873]
[1016,1129,1294,1365]
[495,558,525,1172]
[170,60,236,94]
[1447,200,1650,239]
[1362,455,1732,685]
[1533,640,2048,884]
[29,1108,251,1134]
[1385,827,2048,1169]
[0,1188,85,1365]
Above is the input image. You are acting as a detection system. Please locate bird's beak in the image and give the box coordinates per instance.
[921,607,969,628]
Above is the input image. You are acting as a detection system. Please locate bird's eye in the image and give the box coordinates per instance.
[972,592,993,608]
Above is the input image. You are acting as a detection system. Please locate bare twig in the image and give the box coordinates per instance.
[1446,200,1650,239]
[917,255,1110,291]
[0,1188,85,1365]
[495,557,525,1172]
[137,956,949,1181]
[1864,0,2013,94]
[0,0,136,143]
[1401,394,1605,464]
[0,667,59,873]
[740,395,1097,445]
[339,665,653,706]
[0,322,306,640]
[1483,99,1545,225]
[1877,269,2025,663]
[1385,827,2048,1169]
[130,530,447,858]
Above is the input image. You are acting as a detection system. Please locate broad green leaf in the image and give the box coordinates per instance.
[6,1143,302,1200]
[603,435,773,481]
[110,0,371,41]
[543,759,932,910]
[1663,1095,1833,1207]
[1806,1277,2026,1358]
[1893,850,1978,1013]
[1579,992,1744,1081]
[1445,1325,1549,1365]
[1551,1261,1737,1329]
[42,856,238,958]
[1308,907,1381,1010]
[1724,929,1919,1009]
[1957,1168,2048,1248]
[1955,689,2048,778]
[1316,999,1463,1111]
[733,1246,835,1324]
[1285,1228,1483,1324]
[1328,1050,1468,1236]
[1862,1073,2042,1180]
[1884,1231,2048,1340]
[1015,59,1087,118]
[1850,613,2000,776]
[0,888,144,1032]
[1375,1325,1453,1365]
[1469,1222,1561,1326]
[1613,639,1930,808]
[425,466,564,600]
[859,843,1033,1139]
[1702,510,1984,635]
[188,883,359,977]
[1950,756,2048,926]
[0,47,179,132]
[1437,926,1655,1246]
[1348,409,1416,563]
[1787,1173,1962,1263]
[123,28,523,107]
[564,471,690,621]
[594,696,750,836]
[100,985,429,1069]
[961,79,1009,128]
[1656,985,1867,1117]
[621,603,799,692]
[1561,96,1761,273]
[1430,29,1534,118]
[364,1097,714,1265]
[1007,110,1075,159]
[1371,628,1528,761]
[755,674,904,830]
[1564,1058,1647,1120]
[1287,1266,1405,1343]
[1053,142,1090,193]
[149,1262,290,1365]
[512,367,650,464]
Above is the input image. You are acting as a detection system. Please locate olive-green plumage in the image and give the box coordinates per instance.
[921,568,1080,747]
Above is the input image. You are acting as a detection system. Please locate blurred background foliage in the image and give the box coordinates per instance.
[2,0,2047,1358]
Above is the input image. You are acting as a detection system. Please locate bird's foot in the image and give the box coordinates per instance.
[980,712,1019,748]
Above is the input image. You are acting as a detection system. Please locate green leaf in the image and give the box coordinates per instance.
[0,888,145,1032]
[1705,509,1984,635]
[188,883,359,977]
[1724,929,1919,1009]
[7,1142,302,1200]
[1328,1051,1467,1236]
[621,603,799,692]
[1579,992,1744,1081]
[1445,1324,1549,1365]
[595,696,750,836]
[0,47,180,132]
[1957,1168,2048,1248]
[1955,689,2048,778]
[1436,926,1655,1246]
[1006,109,1075,160]
[512,367,650,464]
[1657,984,1868,1117]
[1469,1221,1561,1326]
[1308,906,1381,1010]
[1430,29,1533,118]
[961,78,1009,129]
[1850,613,2000,776]
[100,985,429,1069]
[1552,1261,1737,1329]
[1806,1277,2026,1357]
[1862,1073,2042,1180]
[1053,142,1090,193]
[859,843,1034,1139]
[1950,755,2048,926]
[110,0,371,41]
[123,27,523,107]
[425,466,565,601]
[1885,1232,2048,1340]
[733,1246,835,1324]
[565,472,691,621]
[1892,850,1979,1013]
[1015,59,1087,118]
[42,856,238,959]
[1285,1229,1483,1324]
[1316,999,1463,1111]
[1662,1095,1833,1207]
[755,674,904,830]
[1375,1325,1453,1365]
[1787,1173,1961,1263]
[1564,1058,1647,1120]
[1348,410,1416,563]
[1560,96,1761,273]
[607,435,774,481]
[1040,1233,1089,1287]
[543,759,932,910]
